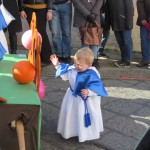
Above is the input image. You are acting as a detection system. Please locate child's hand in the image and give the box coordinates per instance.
[81,89,89,99]
[50,54,60,67]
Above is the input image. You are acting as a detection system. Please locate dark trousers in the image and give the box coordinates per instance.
[3,24,17,54]
[8,31,17,54]
[25,7,52,62]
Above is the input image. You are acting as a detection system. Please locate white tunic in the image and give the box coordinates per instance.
[57,67,104,142]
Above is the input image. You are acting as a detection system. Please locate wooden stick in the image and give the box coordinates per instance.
[16,120,26,150]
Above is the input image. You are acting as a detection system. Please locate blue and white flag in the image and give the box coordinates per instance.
[0,42,6,60]
[0,4,15,30]
[0,30,9,56]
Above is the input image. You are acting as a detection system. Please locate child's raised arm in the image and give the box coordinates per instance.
[50,54,60,67]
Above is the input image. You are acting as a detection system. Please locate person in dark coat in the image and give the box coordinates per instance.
[1,0,22,54]
[136,0,150,68]
[18,0,53,64]
[105,0,134,67]
[72,0,104,68]
[98,0,110,58]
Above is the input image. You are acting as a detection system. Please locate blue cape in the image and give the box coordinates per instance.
[55,64,108,98]
[73,69,108,98]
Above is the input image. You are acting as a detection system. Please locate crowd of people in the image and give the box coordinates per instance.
[1,0,150,69]
[1,0,150,143]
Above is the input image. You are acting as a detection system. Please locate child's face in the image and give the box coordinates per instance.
[74,59,91,72]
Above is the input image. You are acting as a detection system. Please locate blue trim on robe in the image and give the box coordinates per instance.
[0,9,7,30]
[55,63,75,77]
[0,42,6,60]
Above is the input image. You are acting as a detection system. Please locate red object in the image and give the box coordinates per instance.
[12,61,36,84]
[120,75,150,80]
[0,97,7,103]
[145,23,150,31]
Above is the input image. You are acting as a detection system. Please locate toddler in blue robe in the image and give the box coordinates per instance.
[50,47,108,142]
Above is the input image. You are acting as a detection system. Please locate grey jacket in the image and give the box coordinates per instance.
[72,0,104,28]
[136,0,150,26]
[105,0,134,31]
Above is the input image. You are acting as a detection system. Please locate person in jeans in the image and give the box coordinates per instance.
[18,0,53,64]
[136,0,150,68]
[98,14,110,58]
[105,0,134,67]
[1,0,22,54]
[72,0,104,68]
[48,0,72,64]
[98,0,110,58]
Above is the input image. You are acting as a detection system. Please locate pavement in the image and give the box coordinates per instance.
[18,48,150,150]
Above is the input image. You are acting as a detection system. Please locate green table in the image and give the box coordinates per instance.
[0,54,42,150]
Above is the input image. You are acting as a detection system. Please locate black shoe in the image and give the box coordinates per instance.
[57,57,63,62]
[92,59,100,68]
[114,60,130,68]
[137,61,149,67]
[62,56,72,64]
[11,51,17,54]
[99,53,109,58]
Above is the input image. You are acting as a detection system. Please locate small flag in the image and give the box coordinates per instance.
[0,4,15,30]
[0,42,6,60]
[0,30,9,54]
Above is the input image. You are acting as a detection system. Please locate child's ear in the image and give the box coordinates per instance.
[88,63,92,67]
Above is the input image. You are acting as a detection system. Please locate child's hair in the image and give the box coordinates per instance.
[74,47,94,65]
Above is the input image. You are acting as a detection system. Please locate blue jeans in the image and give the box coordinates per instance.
[81,44,99,59]
[114,30,133,63]
[49,1,72,58]
[101,29,110,50]
[99,14,110,53]
[140,26,150,63]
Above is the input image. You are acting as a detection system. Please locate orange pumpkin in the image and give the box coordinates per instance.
[12,61,36,84]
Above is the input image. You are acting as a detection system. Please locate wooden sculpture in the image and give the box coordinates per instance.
[28,12,41,94]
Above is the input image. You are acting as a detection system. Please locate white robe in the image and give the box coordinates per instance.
[57,67,104,142]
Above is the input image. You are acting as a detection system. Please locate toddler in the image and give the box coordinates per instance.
[50,47,108,142]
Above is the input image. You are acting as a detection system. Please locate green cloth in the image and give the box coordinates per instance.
[0,54,40,105]
[0,54,42,150]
